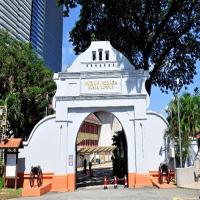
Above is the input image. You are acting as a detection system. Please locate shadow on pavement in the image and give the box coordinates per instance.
[77,167,114,188]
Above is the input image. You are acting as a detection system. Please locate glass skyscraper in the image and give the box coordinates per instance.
[30,0,45,57]
[0,0,32,41]
[43,1,63,72]
[0,0,63,72]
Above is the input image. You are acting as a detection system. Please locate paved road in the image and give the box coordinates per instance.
[77,162,117,188]
[77,167,113,188]
[15,187,200,200]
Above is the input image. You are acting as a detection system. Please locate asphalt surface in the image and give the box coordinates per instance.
[77,166,114,188]
[12,163,200,200]
[14,187,200,200]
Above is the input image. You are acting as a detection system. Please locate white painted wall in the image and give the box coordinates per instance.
[67,41,134,73]
[186,140,198,167]
[19,115,68,175]
[142,111,168,171]
[96,111,122,147]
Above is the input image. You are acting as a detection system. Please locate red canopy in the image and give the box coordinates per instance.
[0,138,23,149]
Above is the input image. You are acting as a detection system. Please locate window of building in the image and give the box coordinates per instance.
[88,124,91,133]
[91,125,94,133]
[94,125,97,134]
[84,123,86,132]
[92,51,96,60]
[80,123,86,132]
[105,51,109,60]
[98,49,103,60]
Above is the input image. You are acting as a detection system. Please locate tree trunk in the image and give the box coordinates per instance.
[145,79,152,96]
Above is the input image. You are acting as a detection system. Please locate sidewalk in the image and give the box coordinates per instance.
[180,181,200,189]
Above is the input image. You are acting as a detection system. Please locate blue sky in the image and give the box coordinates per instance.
[61,8,199,116]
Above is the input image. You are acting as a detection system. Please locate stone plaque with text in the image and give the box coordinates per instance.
[81,78,121,94]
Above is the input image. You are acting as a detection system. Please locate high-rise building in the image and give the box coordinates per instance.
[0,0,32,41]
[30,0,45,57]
[43,0,63,72]
[0,0,63,72]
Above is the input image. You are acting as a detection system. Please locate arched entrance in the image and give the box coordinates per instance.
[66,107,136,191]
[75,111,128,189]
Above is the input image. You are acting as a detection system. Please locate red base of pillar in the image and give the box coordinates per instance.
[19,172,76,196]
[128,172,153,188]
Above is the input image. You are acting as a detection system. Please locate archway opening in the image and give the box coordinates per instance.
[75,111,128,189]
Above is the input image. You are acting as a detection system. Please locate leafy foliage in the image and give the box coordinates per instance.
[166,88,200,166]
[0,29,56,140]
[112,130,127,178]
[57,0,200,94]
[0,177,3,188]
[0,159,4,177]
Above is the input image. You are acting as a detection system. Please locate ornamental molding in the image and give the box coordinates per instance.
[55,94,147,101]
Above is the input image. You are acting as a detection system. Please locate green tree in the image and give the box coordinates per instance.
[166,89,200,166]
[0,29,56,140]
[112,130,127,178]
[57,0,200,94]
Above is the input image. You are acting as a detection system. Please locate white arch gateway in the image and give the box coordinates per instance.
[19,41,168,192]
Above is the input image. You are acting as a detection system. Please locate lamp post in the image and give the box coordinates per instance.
[176,78,183,168]
[0,105,7,162]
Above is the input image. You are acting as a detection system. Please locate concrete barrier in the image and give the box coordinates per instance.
[176,166,195,187]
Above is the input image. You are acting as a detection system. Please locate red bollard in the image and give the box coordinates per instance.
[124,175,128,188]
[114,176,118,189]
[104,176,108,189]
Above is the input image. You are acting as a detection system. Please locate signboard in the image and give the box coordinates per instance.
[68,154,73,166]
[6,154,16,177]
[81,78,121,94]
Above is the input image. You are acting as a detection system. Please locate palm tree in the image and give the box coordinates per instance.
[166,89,200,167]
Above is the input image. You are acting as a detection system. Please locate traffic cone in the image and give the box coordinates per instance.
[114,176,118,189]
[124,175,128,188]
[104,176,108,189]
